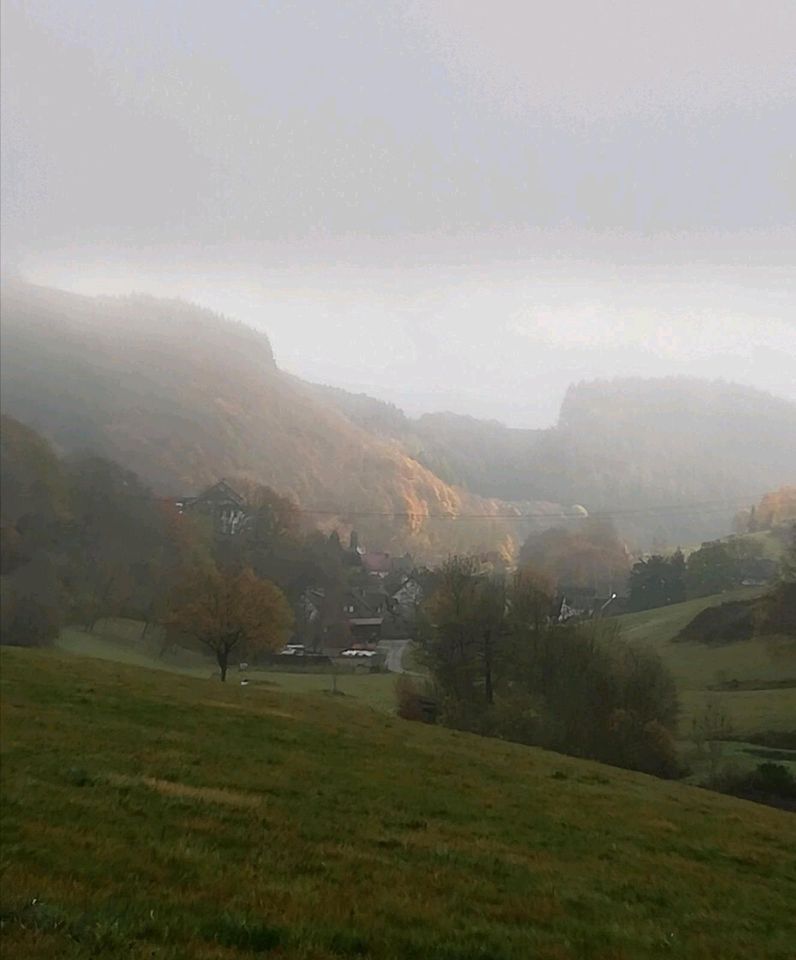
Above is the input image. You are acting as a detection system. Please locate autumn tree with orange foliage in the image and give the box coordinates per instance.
[735,486,796,533]
[757,487,796,528]
[518,519,630,596]
[165,568,293,680]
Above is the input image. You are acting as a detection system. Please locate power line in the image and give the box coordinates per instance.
[288,494,764,522]
[153,484,772,523]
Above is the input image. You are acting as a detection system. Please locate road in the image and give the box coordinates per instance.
[377,638,411,673]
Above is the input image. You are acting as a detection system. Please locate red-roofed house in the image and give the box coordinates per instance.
[361,551,392,577]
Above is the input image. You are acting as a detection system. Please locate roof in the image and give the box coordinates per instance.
[344,586,388,615]
[392,574,422,594]
[191,480,246,507]
[362,552,391,574]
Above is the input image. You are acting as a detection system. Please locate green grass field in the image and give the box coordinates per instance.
[59,595,796,749]
[2,646,795,960]
[53,603,796,786]
[57,621,400,713]
[615,589,796,738]
[616,587,764,646]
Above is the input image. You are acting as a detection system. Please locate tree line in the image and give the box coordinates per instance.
[408,556,681,778]
[515,510,787,615]
[626,535,785,613]
[0,415,361,677]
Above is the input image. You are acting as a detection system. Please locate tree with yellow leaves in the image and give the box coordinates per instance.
[165,567,293,680]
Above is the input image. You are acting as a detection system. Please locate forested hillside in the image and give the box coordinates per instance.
[0,283,560,559]
[546,379,796,543]
[315,378,796,546]
[3,281,794,555]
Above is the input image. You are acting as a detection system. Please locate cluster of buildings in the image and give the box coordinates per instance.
[175,481,427,652]
[298,544,427,653]
[175,482,636,654]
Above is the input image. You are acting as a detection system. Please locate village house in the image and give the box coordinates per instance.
[380,573,425,638]
[361,551,392,578]
[389,574,424,620]
[342,586,386,645]
[176,480,249,536]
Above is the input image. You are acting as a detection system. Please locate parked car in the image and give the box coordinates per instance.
[279,644,305,656]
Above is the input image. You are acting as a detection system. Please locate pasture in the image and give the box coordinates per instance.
[616,589,796,737]
[57,620,400,713]
[2,646,795,960]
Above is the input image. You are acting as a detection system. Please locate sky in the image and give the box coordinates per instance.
[2,0,795,426]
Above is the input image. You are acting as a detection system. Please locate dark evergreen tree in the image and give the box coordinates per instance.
[628,551,687,612]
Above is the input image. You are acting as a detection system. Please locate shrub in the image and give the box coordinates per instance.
[0,556,64,647]
[514,623,681,777]
[709,762,796,808]
[396,675,438,724]
[676,600,756,645]
[604,712,682,778]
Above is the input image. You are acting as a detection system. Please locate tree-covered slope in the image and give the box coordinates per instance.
[547,378,796,543]
[0,282,560,558]
[324,379,796,546]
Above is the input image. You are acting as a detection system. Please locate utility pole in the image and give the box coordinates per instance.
[483,628,494,705]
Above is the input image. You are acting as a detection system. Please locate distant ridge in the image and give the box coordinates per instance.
[312,374,796,546]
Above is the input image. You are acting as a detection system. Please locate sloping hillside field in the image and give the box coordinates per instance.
[616,588,796,737]
[1,648,795,959]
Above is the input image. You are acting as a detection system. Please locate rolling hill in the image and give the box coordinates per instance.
[2,645,795,959]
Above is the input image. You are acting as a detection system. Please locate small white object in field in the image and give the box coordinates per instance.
[240,679,249,686]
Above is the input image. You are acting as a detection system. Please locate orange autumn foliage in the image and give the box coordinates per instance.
[165,567,293,680]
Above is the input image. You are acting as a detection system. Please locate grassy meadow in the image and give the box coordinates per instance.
[2,646,796,960]
[615,588,796,737]
[57,620,400,713]
[57,596,796,778]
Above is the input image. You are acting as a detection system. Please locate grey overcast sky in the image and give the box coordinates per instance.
[2,0,795,425]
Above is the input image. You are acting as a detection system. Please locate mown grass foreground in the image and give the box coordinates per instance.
[2,648,795,959]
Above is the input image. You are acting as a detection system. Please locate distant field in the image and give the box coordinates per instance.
[615,588,796,738]
[2,647,795,960]
[57,621,400,713]
[58,625,211,677]
[617,586,765,649]
[720,528,789,561]
[59,598,796,743]
[683,734,796,785]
